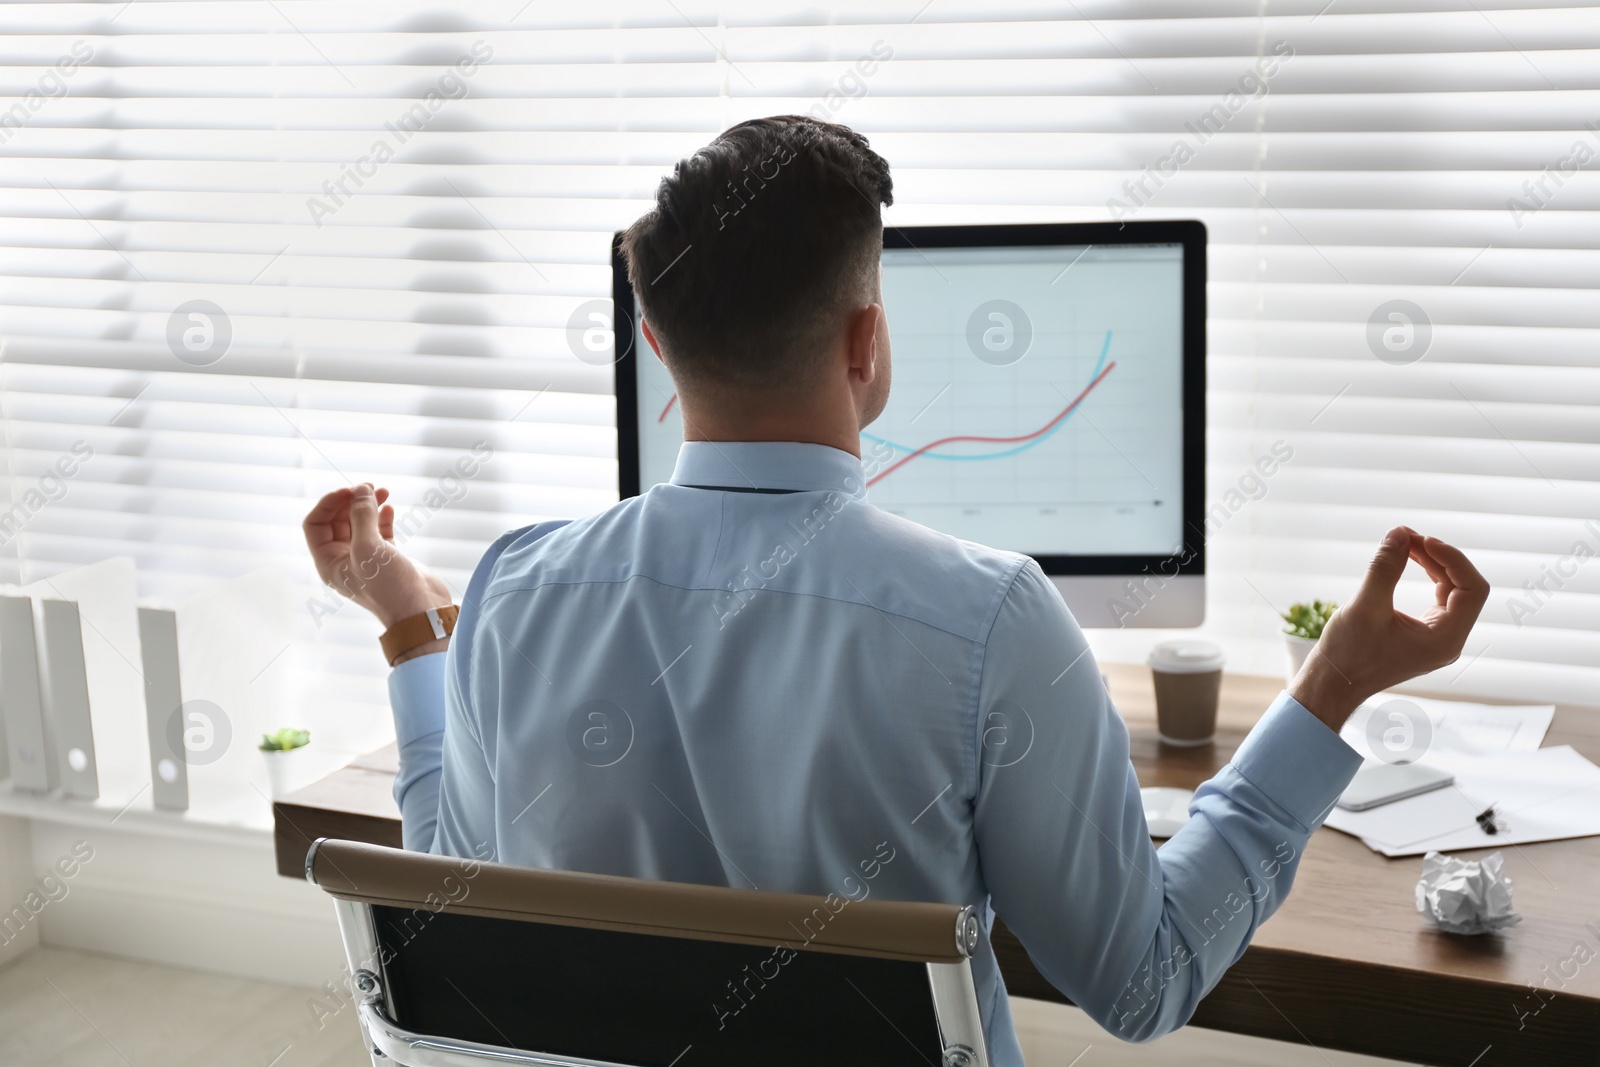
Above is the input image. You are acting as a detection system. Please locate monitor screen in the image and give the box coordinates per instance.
[865,241,1183,556]
[616,220,1205,585]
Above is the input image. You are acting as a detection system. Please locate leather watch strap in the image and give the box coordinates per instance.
[379,605,459,666]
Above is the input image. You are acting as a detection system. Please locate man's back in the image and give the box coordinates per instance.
[416,442,1037,1055]
[456,441,1022,897]
[386,440,1364,1065]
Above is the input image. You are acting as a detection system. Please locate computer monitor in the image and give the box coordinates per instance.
[612,220,1206,628]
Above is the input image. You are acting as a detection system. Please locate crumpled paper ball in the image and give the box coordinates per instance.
[1415,850,1521,935]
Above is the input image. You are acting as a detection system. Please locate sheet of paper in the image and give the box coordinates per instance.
[1340,694,1554,762]
[1325,745,1600,856]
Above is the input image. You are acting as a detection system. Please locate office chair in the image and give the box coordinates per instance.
[306,838,991,1067]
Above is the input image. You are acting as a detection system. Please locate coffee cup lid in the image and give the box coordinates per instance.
[1147,639,1226,674]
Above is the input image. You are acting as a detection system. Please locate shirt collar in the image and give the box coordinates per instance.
[669,441,866,496]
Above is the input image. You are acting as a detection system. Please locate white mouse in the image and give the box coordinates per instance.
[1140,786,1194,838]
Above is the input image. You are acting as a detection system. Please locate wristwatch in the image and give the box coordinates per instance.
[380,605,459,666]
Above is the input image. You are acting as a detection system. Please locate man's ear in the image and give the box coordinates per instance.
[846,304,883,385]
[641,318,665,363]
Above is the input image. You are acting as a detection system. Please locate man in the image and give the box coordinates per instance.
[303,116,1489,1063]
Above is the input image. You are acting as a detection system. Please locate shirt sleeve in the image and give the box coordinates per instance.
[388,650,449,852]
[385,520,571,856]
[972,562,1362,1042]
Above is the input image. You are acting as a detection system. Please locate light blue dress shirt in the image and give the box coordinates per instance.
[388,440,1361,1065]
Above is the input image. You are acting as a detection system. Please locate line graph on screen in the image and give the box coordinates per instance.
[863,330,1115,488]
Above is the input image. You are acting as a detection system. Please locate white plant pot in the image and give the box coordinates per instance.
[262,746,309,799]
[1283,633,1318,687]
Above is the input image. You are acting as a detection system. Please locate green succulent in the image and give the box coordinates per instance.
[259,727,311,752]
[1281,600,1337,641]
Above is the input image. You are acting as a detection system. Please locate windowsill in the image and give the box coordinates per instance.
[0,745,361,848]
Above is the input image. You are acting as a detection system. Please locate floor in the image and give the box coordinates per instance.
[0,947,367,1067]
[0,946,1411,1067]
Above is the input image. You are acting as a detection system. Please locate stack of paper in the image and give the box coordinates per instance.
[1324,695,1600,857]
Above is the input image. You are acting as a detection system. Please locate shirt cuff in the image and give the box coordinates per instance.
[1227,691,1363,831]
[388,650,447,747]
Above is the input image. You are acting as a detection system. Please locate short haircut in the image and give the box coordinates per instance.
[620,116,894,389]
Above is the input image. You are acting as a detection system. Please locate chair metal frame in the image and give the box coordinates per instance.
[308,839,992,1067]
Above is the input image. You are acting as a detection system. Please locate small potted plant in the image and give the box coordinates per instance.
[1280,600,1337,686]
[260,727,311,799]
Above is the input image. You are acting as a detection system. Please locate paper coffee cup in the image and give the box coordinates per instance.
[1147,640,1225,747]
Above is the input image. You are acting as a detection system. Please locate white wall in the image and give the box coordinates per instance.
[25,820,343,988]
[0,815,41,967]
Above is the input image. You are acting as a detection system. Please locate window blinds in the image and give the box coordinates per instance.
[1,1,1595,712]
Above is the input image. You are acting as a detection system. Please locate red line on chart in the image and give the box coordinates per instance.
[657,394,678,422]
[866,361,1117,488]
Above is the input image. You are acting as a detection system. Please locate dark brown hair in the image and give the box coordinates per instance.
[620,115,893,389]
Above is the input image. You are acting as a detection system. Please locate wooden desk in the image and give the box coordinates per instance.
[274,664,1600,1066]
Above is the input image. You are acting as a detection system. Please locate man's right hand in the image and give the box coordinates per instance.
[1289,527,1490,731]
[302,483,452,632]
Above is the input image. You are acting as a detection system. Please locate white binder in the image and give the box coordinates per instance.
[138,606,189,812]
[41,599,98,799]
[0,595,54,793]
